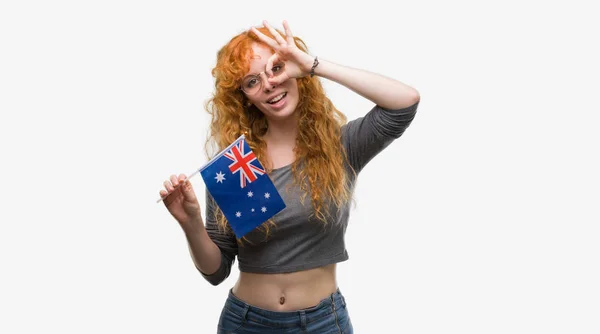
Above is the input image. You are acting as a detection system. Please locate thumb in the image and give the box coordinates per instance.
[181,180,198,203]
[265,53,280,77]
[267,72,290,86]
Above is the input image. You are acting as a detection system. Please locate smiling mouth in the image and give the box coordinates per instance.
[267,92,287,104]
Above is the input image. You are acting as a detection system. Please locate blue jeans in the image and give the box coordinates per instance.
[217,288,353,333]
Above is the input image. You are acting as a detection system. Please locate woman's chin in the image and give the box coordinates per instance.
[261,103,297,120]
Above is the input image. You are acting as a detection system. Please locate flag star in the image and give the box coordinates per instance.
[235,211,241,218]
[264,192,270,199]
[261,206,267,213]
[247,191,253,197]
[215,171,226,183]
[251,208,255,212]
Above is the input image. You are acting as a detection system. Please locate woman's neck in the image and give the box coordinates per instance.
[264,115,298,145]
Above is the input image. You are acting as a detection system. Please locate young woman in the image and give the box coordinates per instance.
[159,20,420,333]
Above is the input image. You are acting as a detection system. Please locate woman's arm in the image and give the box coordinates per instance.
[253,20,420,174]
[160,174,234,285]
[183,221,223,279]
[312,59,420,110]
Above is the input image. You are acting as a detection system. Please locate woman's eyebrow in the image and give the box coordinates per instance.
[243,71,260,79]
[244,55,264,77]
[244,67,266,78]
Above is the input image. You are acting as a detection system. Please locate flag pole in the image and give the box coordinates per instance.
[156,134,245,204]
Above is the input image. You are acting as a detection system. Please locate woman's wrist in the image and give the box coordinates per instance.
[309,57,319,77]
[181,217,206,235]
[299,53,317,76]
[306,56,327,78]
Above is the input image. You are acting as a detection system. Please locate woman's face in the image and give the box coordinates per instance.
[242,43,299,121]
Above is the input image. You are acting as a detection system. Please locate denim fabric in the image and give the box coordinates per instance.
[217,289,353,333]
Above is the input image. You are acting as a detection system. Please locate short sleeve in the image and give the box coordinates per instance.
[342,101,419,174]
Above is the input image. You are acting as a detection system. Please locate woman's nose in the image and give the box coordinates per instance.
[260,72,276,92]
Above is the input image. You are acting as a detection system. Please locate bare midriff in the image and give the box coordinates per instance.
[232,263,337,311]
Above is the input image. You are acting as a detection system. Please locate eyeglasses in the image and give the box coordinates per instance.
[240,62,286,95]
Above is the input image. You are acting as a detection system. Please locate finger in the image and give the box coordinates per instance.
[164,180,174,192]
[282,20,294,44]
[170,174,180,188]
[177,174,188,191]
[265,53,281,77]
[250,27,278,49]
[267,72,290,86]
[159,190,168,198]
[263,20,287,45]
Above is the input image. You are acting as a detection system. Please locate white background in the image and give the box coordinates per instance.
[1,0,599,333]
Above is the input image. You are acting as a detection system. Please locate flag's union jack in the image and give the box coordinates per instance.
[224,141,265,188]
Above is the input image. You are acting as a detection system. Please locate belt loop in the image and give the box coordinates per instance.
[240,304,249,323]
[299,310,307,329]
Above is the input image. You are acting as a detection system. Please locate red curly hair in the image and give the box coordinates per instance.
[204,26,354,239]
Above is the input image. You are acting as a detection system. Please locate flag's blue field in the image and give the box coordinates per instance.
[200,136,286,238]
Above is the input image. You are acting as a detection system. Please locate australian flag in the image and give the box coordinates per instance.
[199,135,286,238]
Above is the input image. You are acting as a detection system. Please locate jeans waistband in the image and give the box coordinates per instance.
[225,288,346,328]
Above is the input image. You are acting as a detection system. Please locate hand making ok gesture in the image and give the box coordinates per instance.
[250,20,317,85]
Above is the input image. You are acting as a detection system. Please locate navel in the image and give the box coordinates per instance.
[279,295,286,305]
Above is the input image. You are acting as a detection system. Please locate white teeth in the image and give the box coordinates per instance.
[268,93,286,104]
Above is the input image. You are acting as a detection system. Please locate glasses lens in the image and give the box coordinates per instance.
[271,62,285,75]
[242,75,261,94]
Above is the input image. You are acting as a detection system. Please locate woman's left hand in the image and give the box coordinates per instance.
[250,20,316,85]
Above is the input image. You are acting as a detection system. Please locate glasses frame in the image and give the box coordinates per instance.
[239,63,286,95]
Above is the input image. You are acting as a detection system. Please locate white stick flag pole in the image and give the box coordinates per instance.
[156,134,246,204]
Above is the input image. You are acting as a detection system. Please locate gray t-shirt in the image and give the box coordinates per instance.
[201,101,419,285]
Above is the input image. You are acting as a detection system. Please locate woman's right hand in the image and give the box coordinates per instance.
[159,174,203,231]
